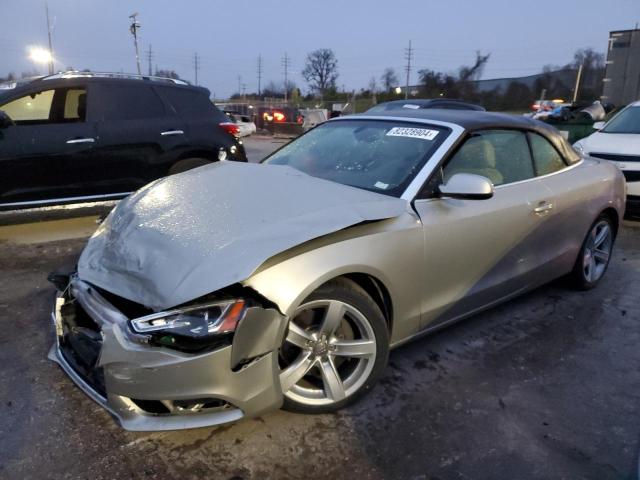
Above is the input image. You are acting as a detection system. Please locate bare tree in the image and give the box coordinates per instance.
[302,48,338,96]
[380,67,398,91]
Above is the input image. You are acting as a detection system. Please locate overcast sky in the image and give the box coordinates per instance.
[1,0,638,98]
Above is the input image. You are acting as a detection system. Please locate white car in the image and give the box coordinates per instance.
[574,101,640,216]
[228,112,256,138]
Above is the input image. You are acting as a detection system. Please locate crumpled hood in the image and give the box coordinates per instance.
[78,161,407,311]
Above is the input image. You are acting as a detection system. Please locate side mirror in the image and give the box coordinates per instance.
[0,110,14,129]
[592,121,605,131]
[438,173,494,200]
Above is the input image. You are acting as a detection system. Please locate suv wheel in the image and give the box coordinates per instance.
[168,157,212,175]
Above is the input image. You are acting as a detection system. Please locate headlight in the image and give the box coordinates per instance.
[130,300,246,352]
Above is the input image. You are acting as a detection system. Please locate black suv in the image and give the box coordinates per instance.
[0,72,246,209]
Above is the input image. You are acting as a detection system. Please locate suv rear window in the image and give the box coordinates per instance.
[95,84,165,121]
[158,87,224,120]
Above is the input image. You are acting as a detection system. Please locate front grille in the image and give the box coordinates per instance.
[590,152,640,163]
[58,299,106,397]
[622,170,640,182]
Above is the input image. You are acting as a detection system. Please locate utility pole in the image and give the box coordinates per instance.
[282,52,290,103]
[45,2,55,74]
[237,75,242,96]
[146,45,153,76]
[404,40,413,100]
[572,63,584,103]
[129,13,142,75]
[193,52,200,85]
[257,54,263,97]
[241,82,247,101]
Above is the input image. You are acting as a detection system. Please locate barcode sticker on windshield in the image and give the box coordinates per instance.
[386,127,439,140]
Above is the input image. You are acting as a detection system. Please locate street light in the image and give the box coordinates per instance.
[28,46,53,67]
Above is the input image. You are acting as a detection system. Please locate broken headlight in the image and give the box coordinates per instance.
[129,300,246,352]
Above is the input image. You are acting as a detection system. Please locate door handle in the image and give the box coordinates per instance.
[533,201,554,215]
[160,130,184,136]
[66,137,95,144]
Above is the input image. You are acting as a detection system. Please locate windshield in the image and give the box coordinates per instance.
[602,106,640,134]
[263,119,449,197]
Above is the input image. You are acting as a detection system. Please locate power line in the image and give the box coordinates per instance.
[193,52,200,85]
[257,54,263,97]
[404,39,413,99]
[282,52,290,103]
[146,44,153,76]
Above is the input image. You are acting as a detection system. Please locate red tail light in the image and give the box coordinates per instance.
[219,122,240,137]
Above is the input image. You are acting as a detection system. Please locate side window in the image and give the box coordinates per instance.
[96,84,165,121]
[62,88,87,122]
[158,87,223,120]
[0,90,54,124]
[528,132,567,176]
[443,130,535,186]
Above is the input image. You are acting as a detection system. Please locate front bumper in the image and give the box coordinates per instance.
[49,277,287,431]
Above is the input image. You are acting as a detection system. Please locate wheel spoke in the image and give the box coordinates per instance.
[331,339,376,358]
[286,322,313,349]
[594,226,610,249]
[318,357,346,401]
[589,257,597,280]
[279,351,315,392]
[318,301,346,337]
[593,249,610,264]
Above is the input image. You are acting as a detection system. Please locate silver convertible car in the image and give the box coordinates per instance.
[49,110,625,431]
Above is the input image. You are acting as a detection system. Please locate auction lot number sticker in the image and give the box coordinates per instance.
[386,127,439,140]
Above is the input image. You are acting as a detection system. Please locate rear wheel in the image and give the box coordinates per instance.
[279,278,389,414]
[570,215,614,290]
[168,157,212,175]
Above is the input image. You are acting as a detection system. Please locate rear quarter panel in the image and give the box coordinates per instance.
[542,158,625,274]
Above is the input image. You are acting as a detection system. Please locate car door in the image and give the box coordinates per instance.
[0,85,98,204]
[90,82,189,193]
[526,131,593,277]
[413,129,556,329]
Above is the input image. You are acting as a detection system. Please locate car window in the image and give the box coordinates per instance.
[96,84,165,120]
[264,119,450,197]
[62,88,87,122]
[0,89,54,124]
[158,87,224,120]
[444,130,535,186]
[528,132,566,176]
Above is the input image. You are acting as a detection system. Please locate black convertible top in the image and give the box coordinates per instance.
[354,108,581,164]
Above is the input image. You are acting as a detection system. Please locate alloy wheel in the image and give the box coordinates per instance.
[279,299,377,406]
[582,220,613,283]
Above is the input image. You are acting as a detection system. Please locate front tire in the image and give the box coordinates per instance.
[168,157,212,175]
[570,215,615,290]
[279,278,389,414]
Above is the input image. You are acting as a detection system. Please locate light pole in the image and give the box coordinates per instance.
[129,13,142,75]
[45,3,55,74]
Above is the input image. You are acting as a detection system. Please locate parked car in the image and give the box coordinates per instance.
[367,98,485,113]
[573,101,640,217]
[49,109,624,431]
[224,110,257,137]
[0,71,246,210]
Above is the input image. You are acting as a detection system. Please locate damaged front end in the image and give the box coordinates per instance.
[48,274,287,431]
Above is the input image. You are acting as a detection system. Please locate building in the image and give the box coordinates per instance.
[602,29,640,106]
